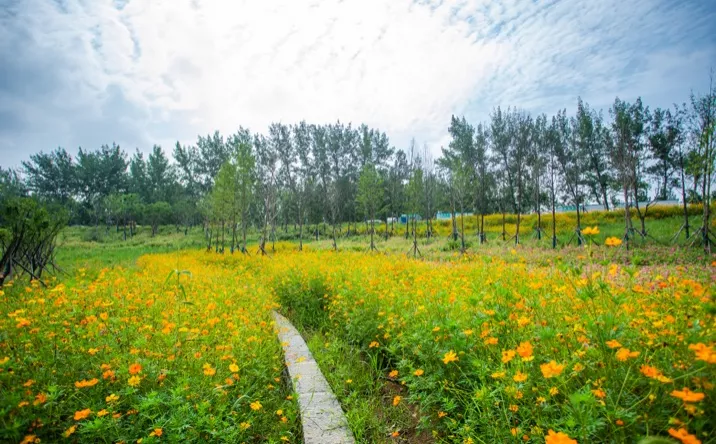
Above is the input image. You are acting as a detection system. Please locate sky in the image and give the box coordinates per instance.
[1,0,715,168]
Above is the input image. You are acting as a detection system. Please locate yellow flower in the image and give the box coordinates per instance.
[540,361,565,378]
[250,401,263,411]
[106,393,119,403]
[605,236,622,247]
[491,371,506,379]
[229,363,239,373]
[128,375,141,387]
[413,369,424,376]
[392,395,401,406]
[502,350,516,363]
[513,371,528,382]
[240,422,251,430]
[203,363,216,376]
[369,341,380,348]
[97,409,109,417]
[388,370,398,378]
[442,350,459,364]
[582,226,599,235]
[63,425,77,437]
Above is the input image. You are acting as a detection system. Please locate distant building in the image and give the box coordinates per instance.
[435,211,474,220]
[399,214,422,224]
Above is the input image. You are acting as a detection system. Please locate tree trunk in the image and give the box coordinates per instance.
[460,201,465,252]
[576,201,582,246]
[623,185,631,250]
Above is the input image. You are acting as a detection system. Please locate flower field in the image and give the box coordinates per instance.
[273,251,715,443]
[1,252,299,443]
[1,247,714,443]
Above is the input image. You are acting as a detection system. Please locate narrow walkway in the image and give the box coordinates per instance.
[272,311,355,444]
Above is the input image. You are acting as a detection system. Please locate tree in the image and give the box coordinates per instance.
[146,145,177,204]
[490,107,513,241]
[22,147,76,204]
[474,123,491,243]
[145,201,172,237]
[1,197,68,286]
[689,77,716,252]
[197,131,230,193]
[356,163,384,251]
[555,109,585,245]
[386,150,409,236]
[230,129,256,254]
[255,133,278,255]
[293,121,312,251]
[647,108,679,201]
[406,161,423,257]
[577,99,612,210]
[510,111,532,245]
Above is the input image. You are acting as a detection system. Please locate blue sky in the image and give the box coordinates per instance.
[0,0,714,168]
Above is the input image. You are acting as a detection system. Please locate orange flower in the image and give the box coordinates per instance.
[671,388,705,403]
[545,429,577,444]
[688,343,716,364]
[74,378,99,388]
[540,361,565,378]
[33,393,47,406]
[74,408,92,421]
[516,341,533,361]
[128,363,142,375]
[388,370,399,378]
[369,341,379,348]
[102,369,116,380]
[639,365,672,383]
[392,395,401,406]
[591,388,606,399]
[442,350,459,364]
[668,428,701,444]
[615,348,640,361]
[605,339,622,349]
[150,428,163,437]
[413,369,424,376]
[202,363,216,376]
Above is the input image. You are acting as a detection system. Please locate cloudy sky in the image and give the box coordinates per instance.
[1,0,714,168]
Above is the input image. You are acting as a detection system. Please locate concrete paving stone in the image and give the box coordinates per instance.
[273,311,355,444]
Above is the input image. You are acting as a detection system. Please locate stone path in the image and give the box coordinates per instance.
[272,311,355,444]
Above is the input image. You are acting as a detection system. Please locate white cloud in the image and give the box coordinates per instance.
[0,0,714,167]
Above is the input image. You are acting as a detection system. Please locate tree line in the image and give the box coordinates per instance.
[1,83,714,253]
